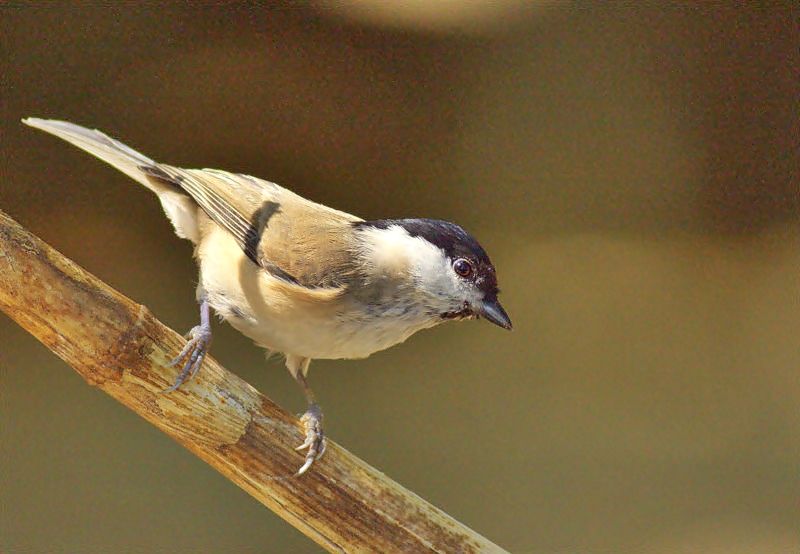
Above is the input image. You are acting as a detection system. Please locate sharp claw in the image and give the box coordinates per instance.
[162,324,211,393]
[297,441,323,476]
[295,404,325,476]
[161,358,193,393]
[168,340,194,367]
[295,457,314,476]
[189,353,205,380]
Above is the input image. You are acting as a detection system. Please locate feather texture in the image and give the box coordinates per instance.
[24,118,362,291]
[145,165,362,289]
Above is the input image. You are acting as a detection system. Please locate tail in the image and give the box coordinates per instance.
[22,118,164,191]
[23,117,200,242]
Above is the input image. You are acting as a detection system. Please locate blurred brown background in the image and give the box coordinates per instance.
[1,3,798,552]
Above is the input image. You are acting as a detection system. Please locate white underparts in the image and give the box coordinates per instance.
[158,190,201,243]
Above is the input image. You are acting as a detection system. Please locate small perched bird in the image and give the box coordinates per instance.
[23,118,512,475]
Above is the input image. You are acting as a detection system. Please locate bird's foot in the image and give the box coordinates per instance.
[295,403,326,476]
[163,323,212,392]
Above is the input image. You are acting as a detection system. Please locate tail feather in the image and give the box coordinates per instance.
[23,117,159,192]
[24,117,201,243]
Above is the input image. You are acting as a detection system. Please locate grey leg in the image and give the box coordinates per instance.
[293,369,326,476]
[163,295,212,392]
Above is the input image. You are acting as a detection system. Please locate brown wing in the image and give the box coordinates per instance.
[143,165,362,289]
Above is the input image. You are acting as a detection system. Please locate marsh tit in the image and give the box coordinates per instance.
[23,118,512,475]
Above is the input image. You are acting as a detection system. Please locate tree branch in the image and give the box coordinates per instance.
[0,209,506,553]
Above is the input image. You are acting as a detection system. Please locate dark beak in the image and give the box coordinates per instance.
[477,299,512,330]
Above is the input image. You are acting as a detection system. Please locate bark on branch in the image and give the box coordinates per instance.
[0,209,505,553]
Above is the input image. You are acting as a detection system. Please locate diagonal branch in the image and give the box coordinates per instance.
[0,208,506,553]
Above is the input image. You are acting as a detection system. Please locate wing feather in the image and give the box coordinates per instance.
[144,165,362,289]
[24,118,361,289]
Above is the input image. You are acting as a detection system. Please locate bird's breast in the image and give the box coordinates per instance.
[216,286,438,360]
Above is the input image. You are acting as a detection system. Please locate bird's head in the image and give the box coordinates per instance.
[354,218,512,330]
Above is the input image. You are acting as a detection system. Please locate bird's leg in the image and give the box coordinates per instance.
[164,294,212,392]
[293,367,326,476]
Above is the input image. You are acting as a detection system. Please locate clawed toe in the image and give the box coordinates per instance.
[163,324,211,393]
[295,404,326,476]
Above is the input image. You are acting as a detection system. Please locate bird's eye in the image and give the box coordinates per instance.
[453,258,474,278]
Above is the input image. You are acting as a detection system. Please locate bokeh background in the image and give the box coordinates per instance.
[1,3,798,552]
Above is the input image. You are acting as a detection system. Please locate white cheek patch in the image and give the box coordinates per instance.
[359,225,449,284]
[358,225,416,278]
[413,246,457,299]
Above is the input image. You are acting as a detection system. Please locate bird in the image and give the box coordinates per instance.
[23,117,512,475]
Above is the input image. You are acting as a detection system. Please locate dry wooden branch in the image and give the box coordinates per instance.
[0,209,506,553]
